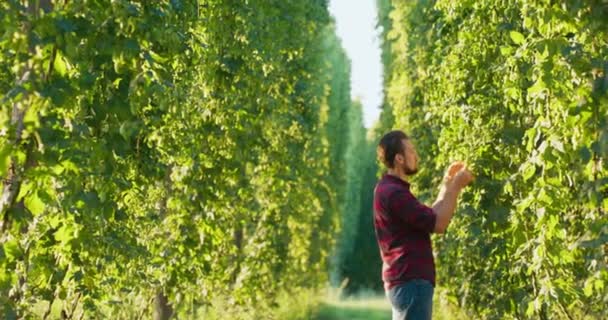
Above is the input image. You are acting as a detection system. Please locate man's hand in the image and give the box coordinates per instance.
[453,167,474,189]
[444,161,465,182]
[443,161,474,190]
[433,162,474,234]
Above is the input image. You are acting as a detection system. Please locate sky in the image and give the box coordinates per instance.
[329,0,383,129]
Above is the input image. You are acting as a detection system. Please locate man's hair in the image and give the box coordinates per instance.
[377,130,409,168]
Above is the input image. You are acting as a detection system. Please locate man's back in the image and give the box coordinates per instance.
[373,174,437,290]
[373,130,473,320]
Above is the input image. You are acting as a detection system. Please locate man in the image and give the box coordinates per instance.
[373,130,474,320]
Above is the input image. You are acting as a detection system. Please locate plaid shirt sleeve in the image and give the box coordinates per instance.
[388,190,437,233]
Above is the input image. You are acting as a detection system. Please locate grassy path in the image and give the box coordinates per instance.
[312,290,464,320]
[314,296,391,320]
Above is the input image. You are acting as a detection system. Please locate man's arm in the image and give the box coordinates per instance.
[432,163,473,234]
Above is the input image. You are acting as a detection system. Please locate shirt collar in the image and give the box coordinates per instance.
[383,173,411,188]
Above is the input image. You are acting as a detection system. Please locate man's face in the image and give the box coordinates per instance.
[395,139,419,175]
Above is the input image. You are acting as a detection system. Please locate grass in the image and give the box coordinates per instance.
[312,287,467,320]
[28,286,467,319]
[315,295,391,320]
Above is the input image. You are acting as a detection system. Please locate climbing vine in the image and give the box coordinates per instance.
[0,1,359,318]
[377,0,607,318]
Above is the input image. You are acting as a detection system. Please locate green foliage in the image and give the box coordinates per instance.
[338,138,383,294]
[377,0,608,319]
[0,1,361,318]
[330,99,368,287]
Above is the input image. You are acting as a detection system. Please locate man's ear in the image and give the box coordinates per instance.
[395,153,404,164]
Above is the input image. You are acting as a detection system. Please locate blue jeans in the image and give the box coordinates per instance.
[386,279,434,320]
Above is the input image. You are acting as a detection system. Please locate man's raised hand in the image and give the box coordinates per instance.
[444,161,474,189]
[444,161,465,182]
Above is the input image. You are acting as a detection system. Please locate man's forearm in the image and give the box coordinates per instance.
[432,183,461,233]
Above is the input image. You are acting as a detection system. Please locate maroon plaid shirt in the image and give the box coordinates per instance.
[373,174,437,290]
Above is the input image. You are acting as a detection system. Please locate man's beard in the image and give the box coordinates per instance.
[403,164,418,175]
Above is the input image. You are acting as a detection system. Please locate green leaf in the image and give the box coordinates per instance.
[54,224,74,246]
[0,146,10,178]
[149,51,169,63]
[500,46,514,56]
[119,121,139,141]
[504,181,513,195]
[528,78,546,95]
[579,146,591,164]
[53,53,68,77]
[584,280,593,297]
[24,192,45,215]
[522,163,536,181]
[61,160,79,173]
[559,250,574,263]
[16,181,33,202]
[526,300,535,316]
[58,287,67,300]
[509,31,525,45]
[3,239,22,261]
